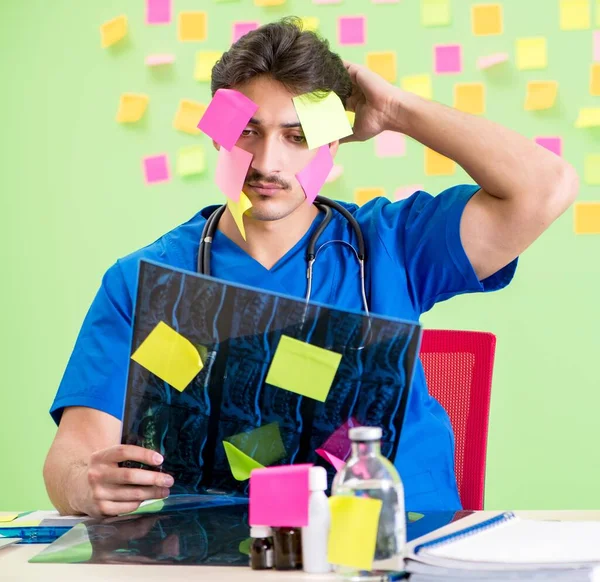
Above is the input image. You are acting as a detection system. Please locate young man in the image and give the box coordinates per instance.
[44,18,578,517]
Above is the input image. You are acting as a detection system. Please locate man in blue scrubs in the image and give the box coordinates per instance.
[43,18,578,517]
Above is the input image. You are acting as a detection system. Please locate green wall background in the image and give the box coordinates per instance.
[1,0,599,511]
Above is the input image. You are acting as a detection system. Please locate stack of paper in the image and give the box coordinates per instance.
[407,513,600,581]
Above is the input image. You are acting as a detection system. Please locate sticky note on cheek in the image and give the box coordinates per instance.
[265,335,342,402]
[131,321,203,392]
[296,145,334,204]
[328,496,382,571]
[216,145,253,203]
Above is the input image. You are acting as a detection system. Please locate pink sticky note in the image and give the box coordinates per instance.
[535,136,562,157]
[249,464,312,527]
[395,184,424,200]
[143,154,170,184]
[296,145,334,205]
[326,163,344,183]
[476,52,509,70]
[146,0,171,25]
[198,89,258,151]
[316,449,346,471]
[318,417,360,461]
[338,16,366,46]
[232,21,259,44]
[145,53,175,66]
[375,131,406,157]
[594,31,600,62]
[434,44,462,74]
[215,145,253,203]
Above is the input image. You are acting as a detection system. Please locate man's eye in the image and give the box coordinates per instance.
[290,135,306,144]
[241,129,254,137]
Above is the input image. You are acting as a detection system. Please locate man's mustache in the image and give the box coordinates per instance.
[246,172,290,189]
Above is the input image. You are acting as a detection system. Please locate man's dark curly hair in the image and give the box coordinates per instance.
[211,17,352,107]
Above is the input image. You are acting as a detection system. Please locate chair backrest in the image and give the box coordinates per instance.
[419,329,496,510]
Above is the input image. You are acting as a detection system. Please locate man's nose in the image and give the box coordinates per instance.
[249,135,283,177]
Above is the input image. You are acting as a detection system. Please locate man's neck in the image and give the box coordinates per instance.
[218,203,320,270]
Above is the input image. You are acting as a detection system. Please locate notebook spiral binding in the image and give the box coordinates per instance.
[413,512,517,555]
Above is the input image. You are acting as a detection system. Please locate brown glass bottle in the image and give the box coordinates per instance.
[273,527,303,570]
[249,526,274,570]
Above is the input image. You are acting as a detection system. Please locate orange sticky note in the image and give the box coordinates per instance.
[100,15,128,48]
[453,83,485,115]
[574,202,600,234]
[116,93,149,123]
[524,81,558,111]
[425,147,455,175]
[472,3,503,35]
[178,11,207,42]
[590,63,600,96]
[354,187,385,206]
[173,100,207,135]
[366,52,397,83]
[516,37,547,70]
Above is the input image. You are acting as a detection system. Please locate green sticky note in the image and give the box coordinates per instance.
[239,537,252,556]
[584,154,600,184]
[266,335,342,402]
[226,422,286,467]
[223,441,265,481]
[177,145,206,177]
[408,511,425,522]
[128,498,166,515]
[292,91,353,150]
[421,0,451,27]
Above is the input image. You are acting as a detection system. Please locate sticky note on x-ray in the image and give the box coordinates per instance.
[131,322,203,392]
[198,89,258,151]
[266,335,342,402]
[328,496,382,571]
[223,442,265,481]
[293,91,353,150]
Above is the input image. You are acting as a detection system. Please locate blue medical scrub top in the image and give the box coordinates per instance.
[50,184,517,511]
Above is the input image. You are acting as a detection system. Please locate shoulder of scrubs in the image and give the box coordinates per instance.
[338,184,518,314]
[49,210,209,425]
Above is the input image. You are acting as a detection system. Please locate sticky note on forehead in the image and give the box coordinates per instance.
[292,91,353,150]
[131,321,203,392]
[197,89,258,151]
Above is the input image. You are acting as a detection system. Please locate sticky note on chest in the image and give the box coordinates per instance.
[131,321,203,392]
[265,335,342,402]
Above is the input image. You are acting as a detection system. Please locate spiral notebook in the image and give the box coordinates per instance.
[410,512,600,572]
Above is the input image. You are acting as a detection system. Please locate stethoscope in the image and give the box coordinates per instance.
[197,195,370,316]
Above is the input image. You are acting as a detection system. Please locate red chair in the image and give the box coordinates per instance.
[419,329,496,511]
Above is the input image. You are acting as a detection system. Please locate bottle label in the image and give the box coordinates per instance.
[265,548,273,568]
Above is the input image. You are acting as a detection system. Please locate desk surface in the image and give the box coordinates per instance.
[3,510,600,581]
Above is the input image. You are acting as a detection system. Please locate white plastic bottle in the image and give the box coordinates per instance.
[301,465,332,574]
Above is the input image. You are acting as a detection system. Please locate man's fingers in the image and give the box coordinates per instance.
[102,465,174,488]
[90,500,143,518]
[93,444,164,467]
[96,485,170,503]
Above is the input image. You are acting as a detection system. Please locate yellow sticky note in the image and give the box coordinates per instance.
[116,93,149,123]
[265,335,342,402]
[425,147,455,176]
[421,0,451,27]
[328,496,382,571]
[293,92,353,150]
[597,0,600,26]
[195,51,222,82]
[301,16,320,32]
[223,441,265,481]
[575,108,600,127]
[401,74,432,100]
[584,154,600,184]
[346,111,355,127]
[1,520,42,527]
[100,15,128,48]
[227,192,253,240]
[366,52,397,83]
[524,81,558,111]
[560,0,590,30]
[454,83,485,115]
[254,0,286,4]
[590,64,600,96]
[574,202,600,234]
[472,3,503,35]
[131,321,203,392]
[173,100,206,135]
[177,145,206,177]
[354,187,385,206]
[0,514,18,523]
[516,37,547,70]
[178,11,207,42]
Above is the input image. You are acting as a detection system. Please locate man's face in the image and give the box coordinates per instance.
[214,75,338,222]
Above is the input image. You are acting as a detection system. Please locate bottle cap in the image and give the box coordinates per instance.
[250,525,272,538]
[349,426,382,442]
[309,466,328,491]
